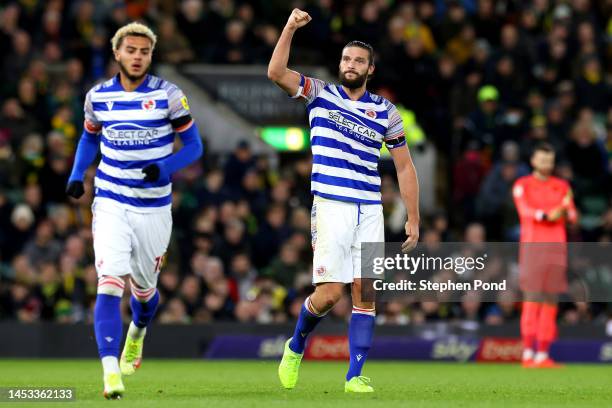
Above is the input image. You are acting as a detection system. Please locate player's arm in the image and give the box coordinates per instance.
[66,92,102,199]
[563,189,579,224]
[267,8,312,97]
[386,104,420,252]
[390,145,420,252]
[142,90,203,182]
[549,187,579,224]
[512,180,547,221]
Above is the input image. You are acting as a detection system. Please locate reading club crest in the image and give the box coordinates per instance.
[142,99,156,111]
[365,109,377,119]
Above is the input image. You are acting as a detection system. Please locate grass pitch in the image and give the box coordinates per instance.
[0,359,611,407]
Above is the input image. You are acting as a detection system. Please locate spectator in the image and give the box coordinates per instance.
[239,169,268,220]
[158,297,190,324]
[180,275,203,317]
[464,85,504,151]
[31,261,65,321]
[4,205,34,260]
[214,19,252,64]
[251,205,292,268]
[452,143,488,225]
[0,100,39,145]
[450,69,482,128]
[400,36,436,117]
[477,141,529,239]
[254,24,280,63]
[436,0,468,46]
[472,0,499,46]
[17,76,45,121]
[4,30,32,86]
[213,218,250,268]
[520,116,558,161]
[224,140,256,191]
[400,3,436,54]
[263,242,304,288]
[574,56,609,113]
[228,252,257,302]
[489,55,526,107]
[23,219,62,267]
[157,16,194,64]
[446,23,476,66]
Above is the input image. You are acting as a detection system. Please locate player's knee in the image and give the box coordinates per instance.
[97,275,125,297]
[353,302,375,311]
[351,280,376,307]
[321,295,338,311]
[317,287,343,311]
[130,278,157,302]
[351,281,363,298]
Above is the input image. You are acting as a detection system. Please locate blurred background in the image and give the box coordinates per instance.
[0,0,610,356]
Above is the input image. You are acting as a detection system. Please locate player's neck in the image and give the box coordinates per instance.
[119,73,147,92]
[341,85,367,101]
[533,171,550,181]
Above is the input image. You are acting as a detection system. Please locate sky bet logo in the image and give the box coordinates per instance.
[104,123,159,146]
[327,110,378,140]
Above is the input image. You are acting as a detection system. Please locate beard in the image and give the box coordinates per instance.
[339,70,368,89]
[537,168,553,176]
[117,59,149,82]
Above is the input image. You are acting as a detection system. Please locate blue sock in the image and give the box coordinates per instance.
[94,294,122,358]
[288,298,324,354]
[130,291,160,328]
[346,310,375,381]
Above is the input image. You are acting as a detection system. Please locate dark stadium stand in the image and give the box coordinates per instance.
[0,0,610,328]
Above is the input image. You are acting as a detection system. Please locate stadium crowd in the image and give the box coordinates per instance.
[0,0,610,325]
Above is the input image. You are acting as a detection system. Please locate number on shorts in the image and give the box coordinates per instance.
[154,255,165,274]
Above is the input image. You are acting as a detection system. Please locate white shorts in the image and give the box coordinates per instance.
[311,195,384,284]
[92,199,172,290]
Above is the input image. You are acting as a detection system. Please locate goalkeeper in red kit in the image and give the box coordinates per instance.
[512,143,578,368]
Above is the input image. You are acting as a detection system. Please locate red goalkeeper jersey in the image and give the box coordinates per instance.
[512,175,577,243]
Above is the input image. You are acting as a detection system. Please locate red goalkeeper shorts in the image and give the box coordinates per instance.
[519,243,568,294]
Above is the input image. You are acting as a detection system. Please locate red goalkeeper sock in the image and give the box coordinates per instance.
[536,304,558,356]
[520,301,540,354]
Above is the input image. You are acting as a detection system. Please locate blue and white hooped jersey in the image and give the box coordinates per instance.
[293,75,406,204]
[84,74,193,212]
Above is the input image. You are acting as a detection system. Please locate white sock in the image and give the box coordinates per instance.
[127,321,147,340]
[534,351,548,363]
[522,348,534,361]
[101,356,120,375]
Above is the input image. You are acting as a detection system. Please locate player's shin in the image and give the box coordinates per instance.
[520,301,540,361]
[346,306,375,381]
[289,296,326,354]
[128,283,160,339]
[121,283,159,376]
[95,276,125,375]
[535,303,558,362]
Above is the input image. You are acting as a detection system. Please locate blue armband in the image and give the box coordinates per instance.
[68,130,100,182]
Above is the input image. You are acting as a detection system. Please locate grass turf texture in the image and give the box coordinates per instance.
[0,360,611,407]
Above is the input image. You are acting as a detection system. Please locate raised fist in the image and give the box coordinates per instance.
[286,8,312,31]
